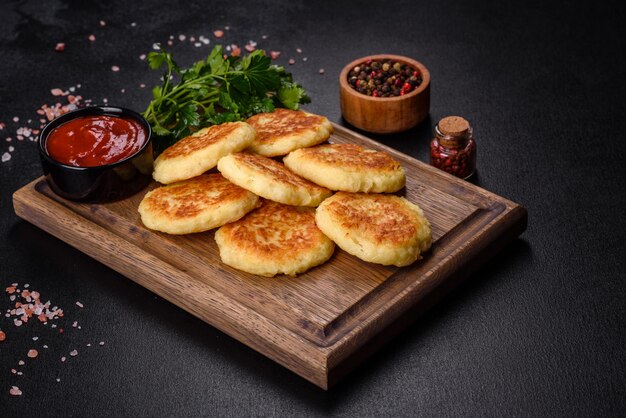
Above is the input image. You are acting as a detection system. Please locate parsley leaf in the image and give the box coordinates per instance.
[143,46,311,153]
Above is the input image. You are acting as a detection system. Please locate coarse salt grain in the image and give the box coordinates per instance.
[76,301,84,308]
[27,349,38,358]
[131,22,137,27]
[139,54,146,60]
[56,378,60,382]
[1,152,10,163]
[111,66,120,72]
[70,349,78,357]
[270,51,281,60]
[18,360,25,366]
[179,34,186,41]
[296,48,302,53]
[88,34,96,42]
[319,68,325,74]
[12,116,19,122]
[43,345,48,349]
[61,357,66,362]
[10,386,22,396]
[99,341,105,346]
[32,336,38,341]
[9,146,14,152]
[99,20,106,26]
[303,57,308,62]
[288,58,295,65]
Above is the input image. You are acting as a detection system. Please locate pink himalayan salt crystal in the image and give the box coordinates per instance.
[9,386,22,396]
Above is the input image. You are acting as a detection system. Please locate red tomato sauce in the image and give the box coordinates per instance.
[46,115,147,167]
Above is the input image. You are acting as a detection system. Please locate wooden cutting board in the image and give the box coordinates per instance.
[13,123,527,389]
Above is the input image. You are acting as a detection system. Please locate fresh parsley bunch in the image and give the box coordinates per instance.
[143,45,310,150]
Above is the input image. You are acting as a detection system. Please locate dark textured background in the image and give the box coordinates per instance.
[1,0,625,416]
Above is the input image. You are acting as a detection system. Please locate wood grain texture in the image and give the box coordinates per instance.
[339,55,430,134]
[13,123,527,389]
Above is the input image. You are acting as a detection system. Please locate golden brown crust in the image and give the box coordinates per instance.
[315,192,432,266]
[217,152,332,206]
[152,122,256,184]
[215,200,335,276]
[246,109,326,145]
[322,192,417,245]
[141,174,250,219]
[245,109,332,156]
[138,173,260,234]
[291,143,401,172]
[233,152,326,191]
[159,123,241,159]
[224,201,322,256]
[283,143,406,193]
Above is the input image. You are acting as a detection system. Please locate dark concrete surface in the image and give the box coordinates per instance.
[1,0,625,416]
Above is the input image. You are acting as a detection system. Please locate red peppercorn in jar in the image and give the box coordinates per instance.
[429,116,476,179]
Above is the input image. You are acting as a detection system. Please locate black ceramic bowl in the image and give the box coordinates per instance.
[39,106,153,202]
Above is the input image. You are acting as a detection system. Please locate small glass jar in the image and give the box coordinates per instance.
[429,116,476,179]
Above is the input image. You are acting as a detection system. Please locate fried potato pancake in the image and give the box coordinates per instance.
[283,143,405,193]
[245,109,332,156]
[138,173,260,234]
[315,192,431,266]
[152,121,255,184]
[217,152,331,206]
[215,200,335,277]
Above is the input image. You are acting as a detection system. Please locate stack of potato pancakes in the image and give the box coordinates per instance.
[138,108,432,277]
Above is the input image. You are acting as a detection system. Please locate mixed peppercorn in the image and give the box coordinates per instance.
[347,59,422,97]
[430,116,476,179]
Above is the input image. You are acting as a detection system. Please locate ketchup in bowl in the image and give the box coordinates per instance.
[46,115,147,167]
[39,106,153,202]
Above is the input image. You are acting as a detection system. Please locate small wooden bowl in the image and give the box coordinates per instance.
[339,54,430,134]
